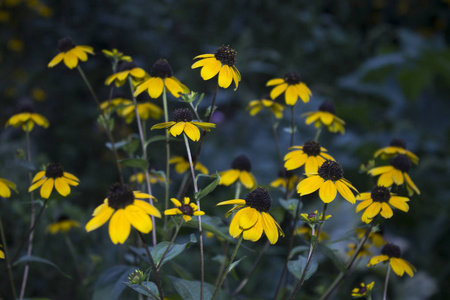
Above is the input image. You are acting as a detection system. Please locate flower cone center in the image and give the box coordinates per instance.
[245,187,272,212]
[172,108,193,122]
[107,184,135,210]
[179,204,194,216]
[302,140,321,156]
[45,163,64,178]
[318,160,343,181]
[284,72,301,85]
[381,243,401,258]
[371,186,391,203]
[231,154,252,172]
[214,45,236,66]
[57,37,76,52]
[119,62,137,72]
[390,154,411,172]
[389,138,406,149]
[318,101,336,114]
[149,59,173,78]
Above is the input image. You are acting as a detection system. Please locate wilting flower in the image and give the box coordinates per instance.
[0,178,17,198]
[301,101,345,134]
[29,163,79,199]
[48,37,94,69]
[247,94,284,119]
[170,156,208,175]
[297,160,358,203]
[284,140,335,174]
[134,59,189,98]
[219,154,257,189]
[5,103,49,132]
[374,138,419,164]
[367,243,416,277]
[85,184,161,244]
[356,186,409,224]
[368,155,420,196]
[266,72,312,106]
[46,215,81,234]
[105,62,146,87]
[192,45,241,90]
[351,282,375,298]
[217,188,284,244]
[151,108,215,142]
[270,168,300,191]
[164,197,205,222]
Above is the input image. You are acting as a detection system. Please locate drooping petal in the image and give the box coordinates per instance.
[297,83,312,103]
[170,198,182,207]
[404,173,420,195]
[48,53,65,68]
[165,77,186,98]
[368,255,389,266]
[200,58,222,80]
[147,77,164,98]
[169,122,186,137]
[108,209,131,244]
[151,121,175,130]
[284,85,299,105]
[238,207,259,230]
[85,205,114,231]
[219,169,241,186]
[380,202,393,219]
[31,171,46,184]
[320,112,334,125]
[365,202,382,219]
[391,169,404,185]
[216,199,246,206]
[270,83,288,100]
[218,65,233,88]
[305,156,321,175]
[133,200,162,218]
[54,177,71,196]
[335,180,356,204]
[284,151,308,171]
[368,166,394,176]
[133,79,151,97]
[40,178,54,199]
[242,216,263,242]
[229,209,244,238]
[164,208,181,216]
[297,175,324,196]
[125,205,153,233]
[63,52,78,69]
[319,180,337,203]
[389,257,406,276]
[71,47,88,61]
[239,171,256,189]
[261,212,279,244]
[389,196,410,212]
[378,172,394,187]
[356,199,373,213]
[183,122,201,141]
[266,78,284,86]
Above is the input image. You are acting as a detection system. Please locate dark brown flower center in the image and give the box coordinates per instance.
[245,187,272,212]
[18,101,35,113]
[179,204,194,216]
[389,138,406,149]
[172,108,193,122]
[57,214,69,222]
[119,62,137,72]
[307,212,317,219]
[381,243,401,258]
[284,72,301,85]
[358,286,367,294]
[390,154,411,172]
[231,154,251,172]
[45,163,64,178]
[57,37,76,52]
[149,59,173,78]
[371,186,391,202]
[214,45,237,66]
[318,101,336,115]
[318,160,344,181]
[302,140,321,156]
[278,168,293,178]
[107,184,135,210]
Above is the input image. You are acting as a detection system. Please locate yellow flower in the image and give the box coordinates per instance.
[270,168,301,191]
[151,108,215,142]
[130,172,165,185]
[368,154,420,196]
[46,215,81,234]
[355,228,386,247]
[0,244,4,259]
[295,224,329,242]
[297,160,358,204]
[28,163,79,199]
[48,37,94,69]
[284,140,335,174]
[105,62,146,87]
[299,210,332,224]
[247,94,284,119]
[164,197,205,222]
[266,72,312,106]
[356,186,409,224]
[192,45,241,90]
[134,59,189,98]
[102,48,132,63]
[374,138,419,164]
[217,188,284,244]
[347,243,372,258]
[100,97,131,115]
[120,101,163,124]
[301,101,345,134]
[170,156,208,175]
[219,154,257,189]
[368,243,416,277]
[0,178,17,198]
[85,184,161,244]
[351,282,375,298]
[5,108,49,132]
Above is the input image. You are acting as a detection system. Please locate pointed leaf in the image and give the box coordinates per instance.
[124,281,159,299]
[93,265,136,300]
[14,255,71,278]
[287,255,318,281]
[151,234,197,267]
[170,276,227,300]
[195,172,220,201]
[119,158,149,170]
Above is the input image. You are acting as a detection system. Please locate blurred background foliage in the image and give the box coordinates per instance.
[1,0,450,299]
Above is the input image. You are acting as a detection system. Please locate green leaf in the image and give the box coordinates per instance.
[289,246,310,259]
[183,215,235,243]
[317,244,346,273]
[151,234,197,267]
[194,93,205,111]
[397,68,432,101]
[228,256,246,273]
[144,135,168,149]
[204,105,217,118]
[195,172,220,201]
[124,281,159,299]
[170,276,227,300]
[14,255,71,278]
[287,255,318,282]
[119,158,149,170]
[93,265,136,300]
[98,114,114,132]
[279,198,302,216]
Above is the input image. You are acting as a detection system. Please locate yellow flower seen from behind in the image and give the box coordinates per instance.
[247,94,284,119]
[374,138,419,164]
[48,37,94,69]
[6,107,49,132]
[29,163,79,199]
[105,62,146,87]
[170,156,208,175]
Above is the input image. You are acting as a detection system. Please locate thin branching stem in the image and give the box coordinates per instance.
[383,263,391,300]
[138,232,164,300]
[156,218,184,271]
[290,105,295,148]
[0,212,17,299]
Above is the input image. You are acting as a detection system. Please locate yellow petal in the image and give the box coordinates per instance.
[356,199,373,213]
[63,172,80,184]
[71,47,88,61]
[219,169,240,186]
[392,169,404,185]
[125,205,152,233]
[242,215,263,242]
[368,255,389,266]
[0,182,11,198]
[170,198,182,207]
[285,85,299,106]
[85,205,114,232]
[164,208,181,216]
[404,173,420,195]
[108,209,131,244]
[380,202,393,219]
[378,172,394,187]
[297,175,324,196]
[320,112,334,125]
[54,177,71,197]
[183,122,201,141]
[218,65,232,88]
[63,52,78,69]
[297,83,312,103]
[366,202,381,219]
[31,171,46,184]
[389,196,409,212]
[48,52,65,68]
[151,121,175,130]
[216,199,246,206]
[319,180,337,203]
[305,156,321,175]
[239,171,256,189]
[133,79,151,97]
[238,207,259,230]
[130,68,146,78]
[147,77,164,98]
[266,78,285,86]
[335,180,356,204]
[229,209,244,238]
[270,83,288,100]
[169,122,186,137]
[284,151,308,170]
[133,200,161,218]
[200,58,221,80]
[40,178,54,199]
[261,212,279,244]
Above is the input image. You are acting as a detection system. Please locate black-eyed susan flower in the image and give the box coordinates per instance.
[0,177,17,198]
[356,186,409,224]
[170,155,208,175]
[164,197,205,222]
[266,72,312,106]
[284,140,335,174]
[367,243,416,277]
[351,282,374,298]
[120,101,163,124]
[102,48,132,63]
[217,187,284,244]
[151,108,215,142]
[347,243,372,258]
[297,160,358,203]
[295,224,329,242]
[130,172,165,185]
[5,104,49,132]
[356,227,386,247]
[28,163,79,199]
[134,59,189,98]
[368,155,420,196]
[85,184,161,244]
[0,244,4,259]
[100,96,130,115]
[247,94,284,119]
[105,62,146,87]
[270,168,301,191]
[48,37,94,69]
[374,138,419,164]
[46,215,81,234]
[192,45,241,90]
[301,101,345,134]
[219,154,257,189]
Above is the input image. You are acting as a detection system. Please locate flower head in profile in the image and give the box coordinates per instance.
[85,184,161,244]
[219,154,257,189]
[374,138,419,164]
[299,210,332,225]
[130,172,165,186]
[28,163,79,199]
[0,177,17,198]
[297,160,358,203]
[48,37,94,69]
[5,102,49,132]
[368,154,420,196]
[170,155,208,175]
[120,100,163,124]
[266,72,312,106]
[151,108,215,142]
[301,101,345,134]
[100,95,130,115]
[247,94,284,119]
[270,168,301,192]
[164,197,205,222]
[356,186,409,224]
[105,62,146,87]
[368,243,416,277]
[134,59,189,98]
[46,215,81,234]
[217,187,284,244]
[192,45,241,90]
[284,140,335,174]
[351,282,375,298]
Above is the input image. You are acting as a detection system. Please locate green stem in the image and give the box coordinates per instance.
[0,212,17,299]
[314,126,323,142]
[290,105,295,148]
[212,234,243,300]
[234,182,242,200]
[162,86,171,234]
[383,264,391,300]
[65,235,84,284]
[138,232,164,300]
[156,218,184,270]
